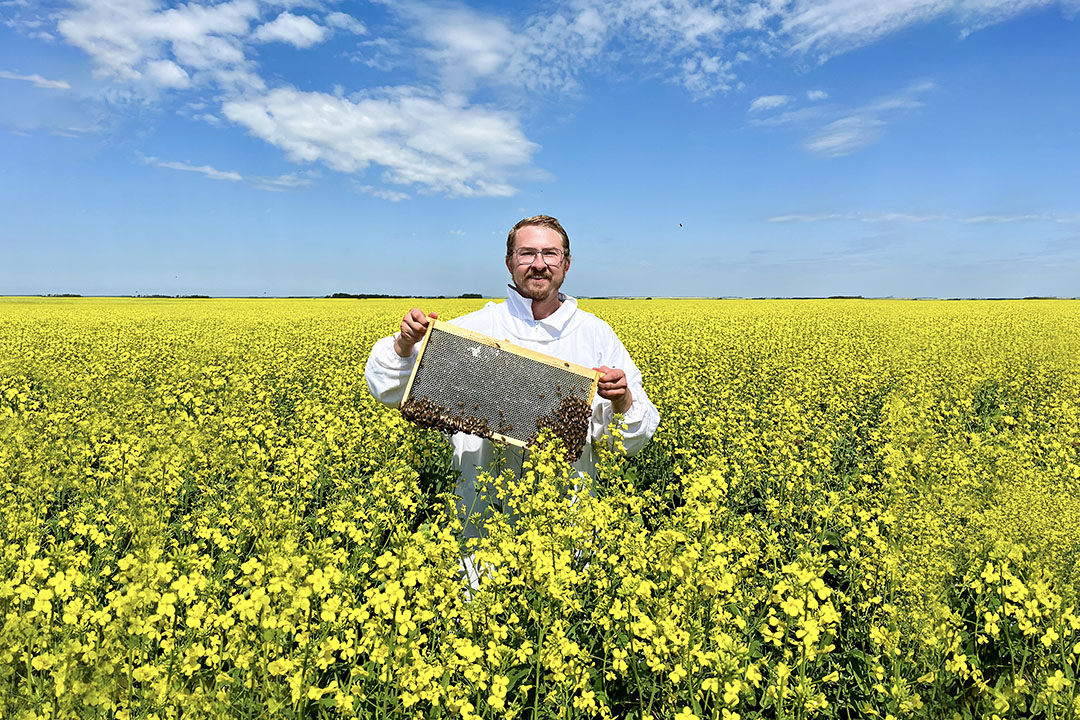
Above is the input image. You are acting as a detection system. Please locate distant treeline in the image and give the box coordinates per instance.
[328,292,483,299]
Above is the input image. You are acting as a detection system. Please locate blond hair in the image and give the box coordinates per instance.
[506,215,571,260]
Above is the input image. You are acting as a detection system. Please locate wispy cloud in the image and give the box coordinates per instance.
[677,52,737,99]
[50,125,101,138]
[353,183,410,202]
[750,79,934,157]
[957,213,1076,223]
[384,0,1075,100]
[749,94,791,113]
[384,1,603,94]
[144,155,243,181]
[809,81,934,156]
[252,170,318,191]
[806,89,828,101]
[768,212,944,223]
[804,115,886,156]
[0,69,71,90]
[781,0,951,59]
[767,211,1080,223]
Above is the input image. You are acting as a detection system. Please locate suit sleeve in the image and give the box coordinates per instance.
[364,334,417,406]
[589,326,660,457]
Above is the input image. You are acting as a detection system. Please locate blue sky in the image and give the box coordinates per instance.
[1,0,1078,298]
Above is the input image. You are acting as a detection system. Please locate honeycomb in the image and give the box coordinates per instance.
[400,321,599,461]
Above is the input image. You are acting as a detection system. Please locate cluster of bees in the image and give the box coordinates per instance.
[400,396,493,439]
[495,408,514,436]
[401,380,592,463]
[530,394,592,462]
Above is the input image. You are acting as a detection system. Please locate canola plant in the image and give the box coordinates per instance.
[1,297,1078,720]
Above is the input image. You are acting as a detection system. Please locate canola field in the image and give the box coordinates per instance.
[1,297,1079,720]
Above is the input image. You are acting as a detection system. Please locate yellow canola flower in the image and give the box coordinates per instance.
[3,297,1079,720]
[1047,670,1071,692]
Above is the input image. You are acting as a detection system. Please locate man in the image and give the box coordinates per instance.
[365,215,660,537]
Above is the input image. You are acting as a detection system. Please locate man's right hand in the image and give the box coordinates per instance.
[394,308,438,357]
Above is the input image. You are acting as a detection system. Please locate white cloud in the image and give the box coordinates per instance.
[593,0,730,49]
[391,3,522,91]
[56,0,260,89]
[776,0,1076,60]
[390,0,1064,103]
[678,52,736,98]
[449,229,466,235]
[957,213,1074,223]
[748,80,934,156]
[386,1,607,94]
[144,59,190,88]
[222,85,537,197]
[144,155,243,180]
[957,0,1064,36]
[781,0,950,59]
[766,211,1080,223]
[768,212,945,222]
[804,115,886,156]
[805,80,932,156]
[468,0,1073,100]
[353,183,410,202]
[251,11,327,48]
[768,213,851,222]
[0,69,71,90]
[50,125,101,137]
[37,0,1079,207]
[424,10,511,80]
[324,11,366,35]
[252,170,318,191]
[749,94,791,113]
[47,0,1076,116]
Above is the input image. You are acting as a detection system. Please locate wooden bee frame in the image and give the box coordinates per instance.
[400,319,600,457]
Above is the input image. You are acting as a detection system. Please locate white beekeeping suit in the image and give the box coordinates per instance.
[365,285,660,538]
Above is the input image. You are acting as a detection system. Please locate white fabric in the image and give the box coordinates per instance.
[365,285,660,537]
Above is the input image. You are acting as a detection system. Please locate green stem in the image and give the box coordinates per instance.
[533,612,547,720]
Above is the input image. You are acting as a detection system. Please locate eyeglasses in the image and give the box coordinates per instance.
[513,248,566,265]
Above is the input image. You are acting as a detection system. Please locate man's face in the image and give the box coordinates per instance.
[506,225,570,302]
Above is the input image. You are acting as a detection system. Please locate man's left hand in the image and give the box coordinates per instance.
[594,366,633,414]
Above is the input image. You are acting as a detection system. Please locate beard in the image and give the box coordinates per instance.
[514,270,563,301]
